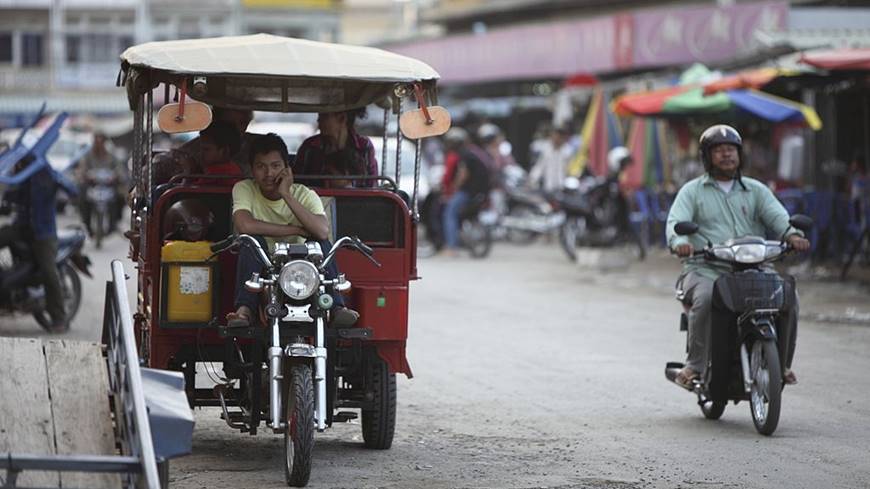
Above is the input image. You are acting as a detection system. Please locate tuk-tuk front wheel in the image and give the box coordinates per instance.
[284,363,314,487]
[361,354,396,449]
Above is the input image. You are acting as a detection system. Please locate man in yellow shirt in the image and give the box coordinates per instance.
[227,133,358,327]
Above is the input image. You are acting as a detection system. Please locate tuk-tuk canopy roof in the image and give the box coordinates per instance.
[120,34,441,113]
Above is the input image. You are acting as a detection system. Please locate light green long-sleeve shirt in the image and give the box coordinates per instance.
[666,174,801,280]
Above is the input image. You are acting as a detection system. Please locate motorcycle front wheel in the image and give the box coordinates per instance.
[700,399,726,420]
[749,339,782,436]
[284,363,314,487]
[558,217,583,262]
[33,263,82,331]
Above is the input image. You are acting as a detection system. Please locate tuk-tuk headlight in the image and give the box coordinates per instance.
[278,260,320,300]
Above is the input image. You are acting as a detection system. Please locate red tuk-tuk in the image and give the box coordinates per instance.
[119,34,449,486]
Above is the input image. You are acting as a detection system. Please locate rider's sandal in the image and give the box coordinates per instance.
[675,368,698,390]
[783,369,798,385]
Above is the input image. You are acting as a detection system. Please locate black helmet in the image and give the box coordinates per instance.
[699,124,742,171]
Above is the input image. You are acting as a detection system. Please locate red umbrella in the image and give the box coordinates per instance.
[800,48,870,70]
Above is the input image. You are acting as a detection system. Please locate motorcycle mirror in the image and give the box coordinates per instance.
[674,221,699,236]
[789,214,813,233]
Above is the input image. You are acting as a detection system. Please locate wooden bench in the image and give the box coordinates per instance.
[0,337,119,488]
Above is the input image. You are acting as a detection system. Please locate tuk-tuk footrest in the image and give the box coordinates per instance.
[333,411,358,423]
[218,324,263,339]
[332,327,373,340]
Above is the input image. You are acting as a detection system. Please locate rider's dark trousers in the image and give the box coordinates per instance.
[234,236,345,315]
[0,225,65,323]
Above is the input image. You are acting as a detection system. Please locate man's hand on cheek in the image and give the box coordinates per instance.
[278,168,294,197]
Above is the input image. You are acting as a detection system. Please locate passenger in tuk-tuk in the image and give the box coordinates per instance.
[196,120,243,182]
[180,107,255,176]
[294,108,378,188]
[226,133,359,328]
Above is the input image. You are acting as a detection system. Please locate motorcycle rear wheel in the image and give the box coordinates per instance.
[749,339,782,436]
[361,353,396,449]
[462,220,492,259]
[284,363,314,487]
[33,263,82,331]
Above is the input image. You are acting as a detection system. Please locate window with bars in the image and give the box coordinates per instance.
[0,32,12,63]
[21,32,44,66]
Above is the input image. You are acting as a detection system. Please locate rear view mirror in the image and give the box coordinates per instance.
[789,214,813,233]
[674,221,699,236]
[157,101,212,134]
[399,106,451,139]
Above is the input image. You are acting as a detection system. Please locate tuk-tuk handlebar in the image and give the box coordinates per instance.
[210,234,274,269]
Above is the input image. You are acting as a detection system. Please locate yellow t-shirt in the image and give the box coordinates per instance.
[231,179,325,250]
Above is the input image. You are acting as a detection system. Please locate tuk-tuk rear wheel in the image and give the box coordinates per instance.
[361,354,396,449]
[284,363,314,487]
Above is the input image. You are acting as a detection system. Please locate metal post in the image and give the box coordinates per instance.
[146,89,153,208]
[412,138,421,218]
[395,97,403,188]
[381,106,389,178]
[132,95,143,198]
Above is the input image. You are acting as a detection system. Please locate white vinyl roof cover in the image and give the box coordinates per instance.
[120,34,441,112]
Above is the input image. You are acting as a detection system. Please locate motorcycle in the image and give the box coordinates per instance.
[664,214,813,435]
[0,227,92,331]
[84,167,120,248]
[209,233,381,485]
[554,174,645,262]
[498,164,565,244]
[419,190,496,259]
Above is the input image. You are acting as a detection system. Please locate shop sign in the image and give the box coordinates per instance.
[631,1,788,68]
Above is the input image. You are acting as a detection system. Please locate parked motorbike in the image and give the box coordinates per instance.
[0,227,92,331]
[554,174,645,262]
[84,167,120,249]
[664,214,813,435]
[209,234,381,485]
[419,190,496,259]
[498,164,565,244]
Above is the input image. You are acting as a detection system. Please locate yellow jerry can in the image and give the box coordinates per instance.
[161,241,214,323]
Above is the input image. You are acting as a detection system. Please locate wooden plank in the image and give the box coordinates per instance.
[44,339,120,489]
[0,337,60,488]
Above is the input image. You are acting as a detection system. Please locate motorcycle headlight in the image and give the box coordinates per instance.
[712,246,734,261]
[732,244,766,264]
[765,244,784,259]
[278,260,320,300]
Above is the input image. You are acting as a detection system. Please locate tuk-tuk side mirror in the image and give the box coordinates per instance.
[399,106,451,139]
[674,221,699,236]
[157,101,212,134]
[789,214,813,233]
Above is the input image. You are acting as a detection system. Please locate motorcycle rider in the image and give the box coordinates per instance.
[666,124,809,388]
[441,127,492,256]
[0,155,77,332]
[76,132,127,236]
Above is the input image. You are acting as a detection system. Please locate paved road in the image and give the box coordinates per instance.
[3,230,869,489]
